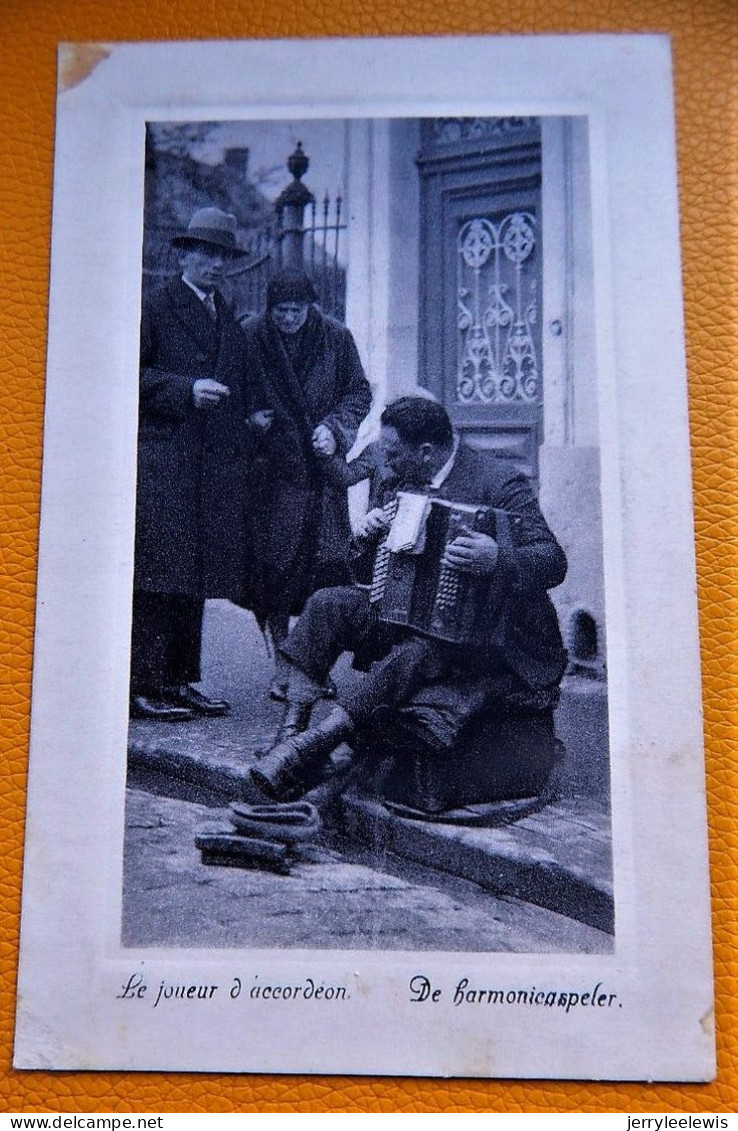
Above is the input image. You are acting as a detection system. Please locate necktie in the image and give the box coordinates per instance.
[202,291,217,320]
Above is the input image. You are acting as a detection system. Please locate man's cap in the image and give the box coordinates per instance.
[172,207,247,256]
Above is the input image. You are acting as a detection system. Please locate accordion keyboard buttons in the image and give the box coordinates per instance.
[435,565,461,613]
[369,497,399,605]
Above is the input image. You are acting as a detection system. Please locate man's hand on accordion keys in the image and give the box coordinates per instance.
[359,507,393,538]
[443,528,499,576]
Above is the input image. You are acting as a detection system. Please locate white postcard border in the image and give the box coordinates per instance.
[14,35,713,1080]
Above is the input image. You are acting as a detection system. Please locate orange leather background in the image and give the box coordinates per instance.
[1,0,735,1114]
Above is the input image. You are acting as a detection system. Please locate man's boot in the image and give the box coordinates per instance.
[250,709,354,802]
[258,700,314,754]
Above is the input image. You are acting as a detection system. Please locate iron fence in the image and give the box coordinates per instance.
[142,187,347,322]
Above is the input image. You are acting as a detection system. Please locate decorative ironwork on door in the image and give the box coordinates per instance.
[456,211,539,406]
[417,116,542,470]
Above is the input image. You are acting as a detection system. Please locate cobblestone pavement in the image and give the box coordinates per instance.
[122,788,612,952]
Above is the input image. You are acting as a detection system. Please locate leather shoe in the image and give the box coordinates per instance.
[269,678,335,702]
[273,700,314,744]
[254,700,314,759]
[171,684,231,717]
[130,695,193,722]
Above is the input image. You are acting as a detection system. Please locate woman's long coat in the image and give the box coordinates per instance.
[134,276,256,602]
[240,306,372,621]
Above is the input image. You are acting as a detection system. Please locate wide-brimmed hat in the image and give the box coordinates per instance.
[172,207,246,256]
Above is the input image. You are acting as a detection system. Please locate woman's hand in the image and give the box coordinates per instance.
[249,409,275,432]
[312,423,337,456]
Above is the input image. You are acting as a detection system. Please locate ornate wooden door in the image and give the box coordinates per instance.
[418,118,543,474]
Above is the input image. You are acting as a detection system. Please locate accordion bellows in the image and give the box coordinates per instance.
[370,493,496,646]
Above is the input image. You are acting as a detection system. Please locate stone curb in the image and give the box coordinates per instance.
[127,739,614,935]
[341,796,614,935]
[127,740,264,806]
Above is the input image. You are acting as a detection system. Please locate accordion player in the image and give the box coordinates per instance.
[368,492,516,646]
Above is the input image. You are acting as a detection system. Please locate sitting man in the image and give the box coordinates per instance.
[250,395,568,807]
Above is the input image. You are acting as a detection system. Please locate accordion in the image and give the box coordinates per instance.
[369,493,495,645]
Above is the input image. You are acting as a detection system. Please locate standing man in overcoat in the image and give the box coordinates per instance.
[131,207,271,720]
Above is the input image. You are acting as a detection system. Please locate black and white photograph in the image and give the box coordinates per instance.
[124,114,613,956]
[13,35,713,1080]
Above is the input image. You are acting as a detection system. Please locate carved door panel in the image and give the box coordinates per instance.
[418,119,542,474]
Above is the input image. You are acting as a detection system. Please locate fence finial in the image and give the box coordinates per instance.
[275,143,315,268]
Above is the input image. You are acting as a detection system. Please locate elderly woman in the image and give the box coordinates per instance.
[241,269,372,696]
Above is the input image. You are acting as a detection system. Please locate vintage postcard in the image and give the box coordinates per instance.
[14,35,713,1079]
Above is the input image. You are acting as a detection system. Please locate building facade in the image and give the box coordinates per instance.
[344,116,607,692]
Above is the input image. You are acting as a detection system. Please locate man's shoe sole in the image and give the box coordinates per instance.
[130,707,194,722]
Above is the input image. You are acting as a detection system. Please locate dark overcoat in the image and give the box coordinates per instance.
[240,306,372,619]
[134,276,257,601]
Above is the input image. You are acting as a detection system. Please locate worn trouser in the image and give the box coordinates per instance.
[280,586,455,728]
[130,591,203,696]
